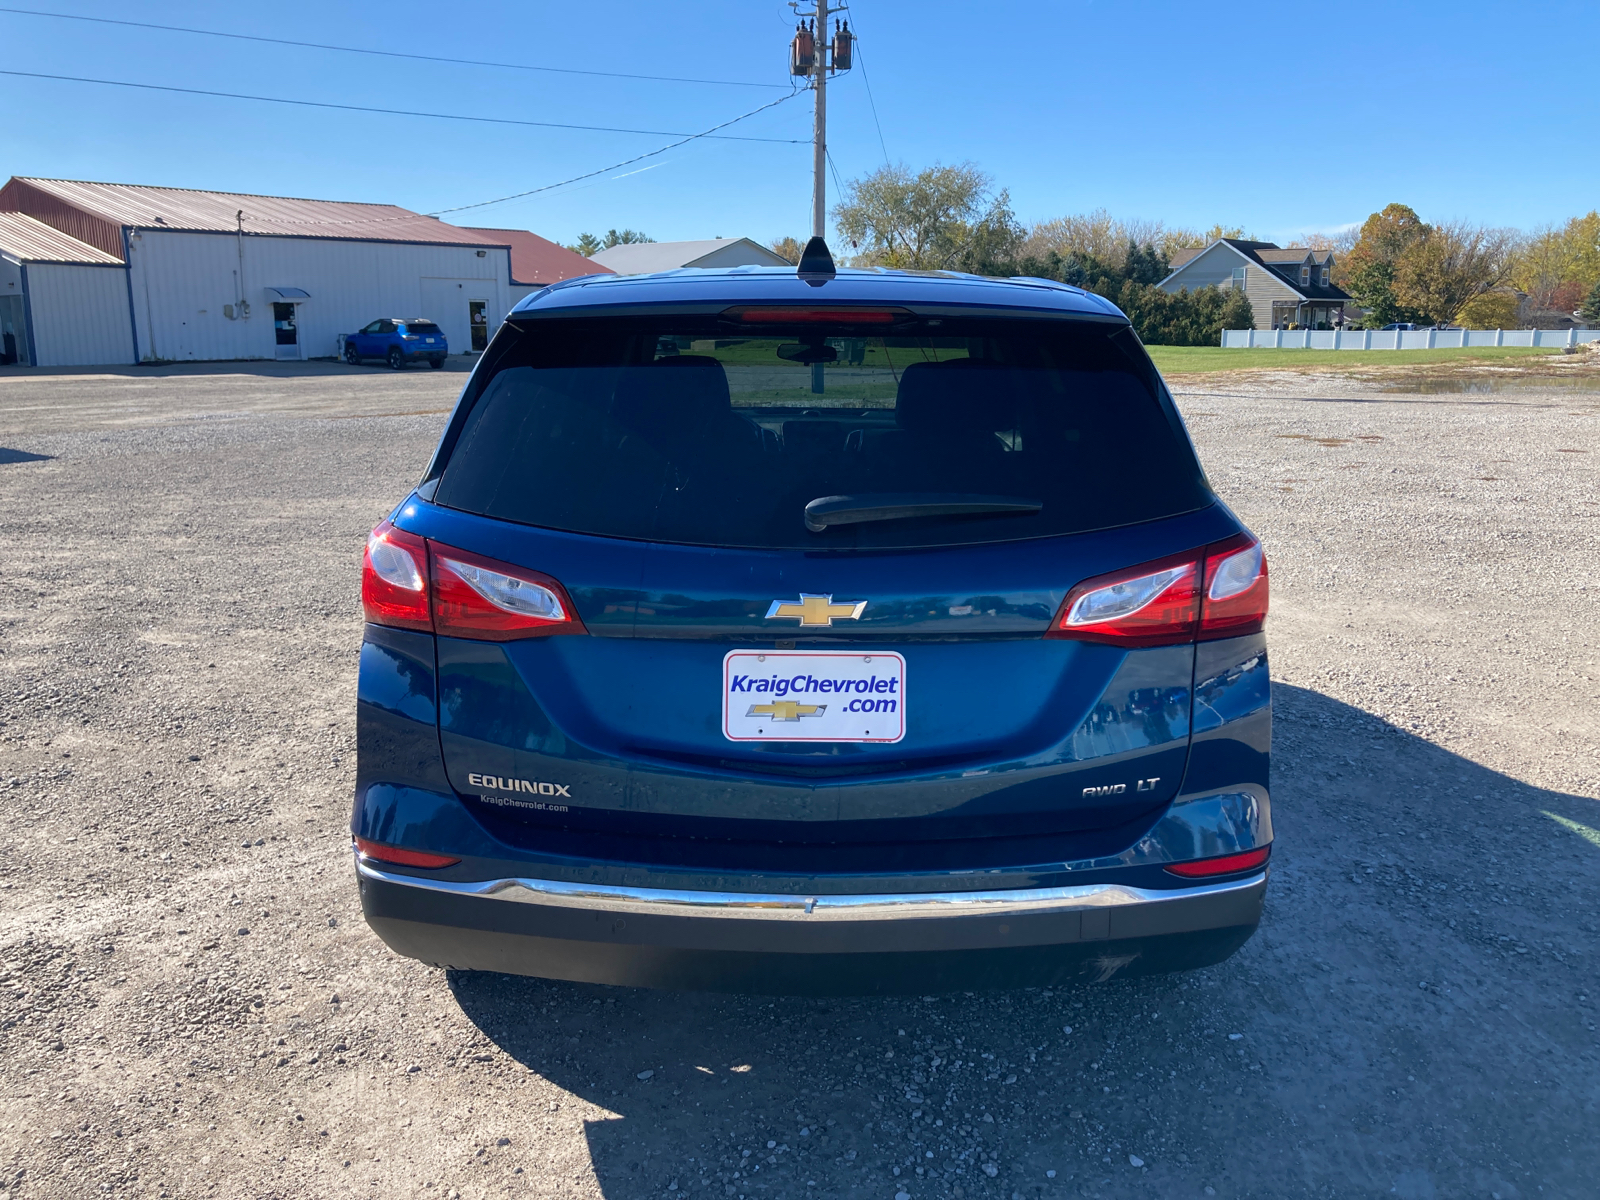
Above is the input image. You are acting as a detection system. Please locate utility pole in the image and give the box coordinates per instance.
[811,0,828,242]
[792,4,850,244]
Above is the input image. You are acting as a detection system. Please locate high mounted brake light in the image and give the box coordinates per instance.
[360,522,586,640]
[1046,535,1267,647]
[722,306,910,324]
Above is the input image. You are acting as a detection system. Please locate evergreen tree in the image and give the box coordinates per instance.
[1582,280,1600,325]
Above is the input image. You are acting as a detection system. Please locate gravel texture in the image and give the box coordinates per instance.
[0,358,1597,1200]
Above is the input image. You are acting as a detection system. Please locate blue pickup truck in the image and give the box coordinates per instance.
[345,319,448,369]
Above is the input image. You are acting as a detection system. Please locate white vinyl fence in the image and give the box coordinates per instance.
[1220,328,1600,349]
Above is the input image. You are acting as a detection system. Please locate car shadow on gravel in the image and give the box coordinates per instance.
[443,683,1600,1198]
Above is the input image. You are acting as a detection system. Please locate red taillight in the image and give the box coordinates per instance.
[1046,535,1268,647]
[1046,552,1201,647]
[1199,533,1269,641]
[428,541,587,641]
[723,306,909,324]
[1164,845,1271,878]
[354,836,460,870]
[361,521,431,631]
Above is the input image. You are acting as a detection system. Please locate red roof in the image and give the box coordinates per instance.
[462,226,612,286]
[0,178,509,260]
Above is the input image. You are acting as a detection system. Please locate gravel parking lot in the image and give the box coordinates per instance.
[1,357,1597,1200]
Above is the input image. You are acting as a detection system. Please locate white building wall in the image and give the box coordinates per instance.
[24,263,134,366]
[125,230,512,362]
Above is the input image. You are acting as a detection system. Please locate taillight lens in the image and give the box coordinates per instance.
[1047,534,1268,647]
[1164,845,1271,878]
[353,836,460,869]
[1046,553,1201,647]
[429,542,587,641]
[361,521,431,631]
[1199,534,1269,640]
[361,523,586,641]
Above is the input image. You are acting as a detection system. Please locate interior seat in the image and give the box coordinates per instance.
[610,355,763,458]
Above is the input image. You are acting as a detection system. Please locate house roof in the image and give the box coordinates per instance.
[1159,237,1351,302]
[460,226,612,286]
[1,177,505,249]
[589,237,792,275]
[0,212,123,264]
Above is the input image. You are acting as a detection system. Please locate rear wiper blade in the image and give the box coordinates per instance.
[804,493,1043,533]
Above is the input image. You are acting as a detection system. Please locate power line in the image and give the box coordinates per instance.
[846,9,892,165]
[0,69,806,144]
[188,90,811,229]
[428,92,808,218]
[0,5,789,90]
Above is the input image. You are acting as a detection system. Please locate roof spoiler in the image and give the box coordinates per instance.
[797,236,836,285]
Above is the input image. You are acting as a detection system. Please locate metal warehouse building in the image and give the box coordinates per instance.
[0,177,602,367]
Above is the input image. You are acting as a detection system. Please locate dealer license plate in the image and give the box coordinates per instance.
[722,650,906,743]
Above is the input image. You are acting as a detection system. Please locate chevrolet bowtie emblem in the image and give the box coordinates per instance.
[765,593,867,627]
[747,701,825,721]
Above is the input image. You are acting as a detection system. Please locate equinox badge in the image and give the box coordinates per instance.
[765,594,867,627]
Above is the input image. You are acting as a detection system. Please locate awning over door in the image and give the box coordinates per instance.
[265,287,311,300]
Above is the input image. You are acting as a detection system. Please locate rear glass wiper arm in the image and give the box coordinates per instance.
[804,493,1043,533]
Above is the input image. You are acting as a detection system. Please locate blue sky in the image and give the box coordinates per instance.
[3,0,1597,248]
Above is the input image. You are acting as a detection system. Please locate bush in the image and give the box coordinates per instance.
[1116,283,1253,346]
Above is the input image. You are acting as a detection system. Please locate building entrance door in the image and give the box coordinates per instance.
[272,302,300,360]
[0,294,26,365]
[469,300,489,351]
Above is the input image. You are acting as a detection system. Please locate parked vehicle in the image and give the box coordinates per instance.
[345,318,447,369]
[1380,322,1419,332]
[353,243,1272,994]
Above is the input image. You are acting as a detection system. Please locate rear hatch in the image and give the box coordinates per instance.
[410,307,1223,864]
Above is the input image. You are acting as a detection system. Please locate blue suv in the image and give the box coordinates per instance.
[345,318,448,369]
[353,241,1272,994]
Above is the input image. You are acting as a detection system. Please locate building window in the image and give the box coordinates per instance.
[1320,266,1330,286]
[1300,265,1311,286]
[1231,266,1247,290]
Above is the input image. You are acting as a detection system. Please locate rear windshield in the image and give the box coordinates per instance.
[431,316,1210,550]
[404,323,443,335]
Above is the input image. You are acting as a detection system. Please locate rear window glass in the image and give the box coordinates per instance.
[432,316,1210,550]
[405,323,443,335]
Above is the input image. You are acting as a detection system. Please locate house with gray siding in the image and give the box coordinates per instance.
[1157,239,1353,330]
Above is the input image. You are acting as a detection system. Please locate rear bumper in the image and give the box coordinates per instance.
[357,857,1266,994]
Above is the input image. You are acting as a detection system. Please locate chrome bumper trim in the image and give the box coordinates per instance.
[355,853,1266,922]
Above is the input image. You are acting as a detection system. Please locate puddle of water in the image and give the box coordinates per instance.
[1381,375,1600,394]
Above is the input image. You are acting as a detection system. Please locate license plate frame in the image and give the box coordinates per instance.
[722,649,906,743]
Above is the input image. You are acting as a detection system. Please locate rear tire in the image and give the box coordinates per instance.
[388,347,404,370]
[345,344,361,365]
[428,357,445,369]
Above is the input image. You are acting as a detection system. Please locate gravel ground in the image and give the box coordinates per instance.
[0,358,1597,1200]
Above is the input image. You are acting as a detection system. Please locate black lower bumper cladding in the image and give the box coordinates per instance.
[358,866,1266,996]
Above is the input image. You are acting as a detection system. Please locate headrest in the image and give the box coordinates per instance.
[612,355,733,445]
[895,359,1017,435]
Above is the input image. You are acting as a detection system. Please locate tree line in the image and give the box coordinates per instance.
[793,161,1600,335]
[1335,204,1600,328]
[810,162,1250,345]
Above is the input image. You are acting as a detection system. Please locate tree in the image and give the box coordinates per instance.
[1344,203,1431,326]
[832,162,1012,269]
[1455,289,1522,330]
[1392,220,1515,326]
[566,228,654,257]
[768,236,804,265]
[1582,280,1600,325]
[1508,212,1600,311]
[1116,283,1252,346]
